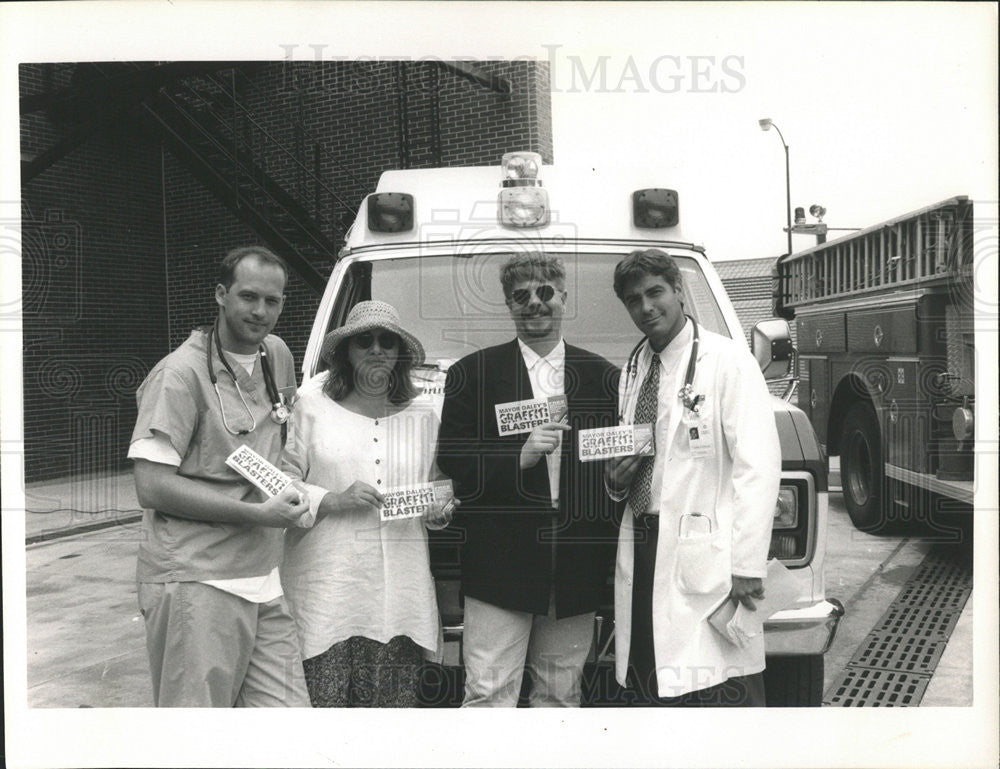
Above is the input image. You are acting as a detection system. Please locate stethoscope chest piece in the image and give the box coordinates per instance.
[271,400,290,425]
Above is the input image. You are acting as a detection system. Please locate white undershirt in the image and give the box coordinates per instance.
[128,352,282,602]
[518,338,565,508]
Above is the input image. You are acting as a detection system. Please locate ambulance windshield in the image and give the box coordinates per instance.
[342,251,729,371]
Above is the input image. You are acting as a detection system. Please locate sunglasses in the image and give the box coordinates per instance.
[510,284,558,306]
[351,331,399,350]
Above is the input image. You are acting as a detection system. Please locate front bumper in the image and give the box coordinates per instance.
[764,598,845,656]
[443,598,846,661]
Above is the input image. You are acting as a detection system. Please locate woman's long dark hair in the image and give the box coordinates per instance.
[322,333,419,405]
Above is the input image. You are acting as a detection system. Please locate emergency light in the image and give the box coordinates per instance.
[632,188,679,228]
[367,193,414,233]
[498,151,549,228]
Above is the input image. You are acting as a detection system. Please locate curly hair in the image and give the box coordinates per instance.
[321,334,419,405]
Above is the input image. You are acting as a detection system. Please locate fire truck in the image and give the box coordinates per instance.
[303,152,843,705]
[775,197,979,534]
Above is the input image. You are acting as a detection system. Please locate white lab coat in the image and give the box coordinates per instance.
[613,322,781,697]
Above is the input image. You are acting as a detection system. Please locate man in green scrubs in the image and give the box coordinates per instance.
[129,246,311,707]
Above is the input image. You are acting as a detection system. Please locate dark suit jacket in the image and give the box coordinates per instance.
[436,339,621,617]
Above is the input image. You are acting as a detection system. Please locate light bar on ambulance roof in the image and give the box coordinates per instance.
[632,188,679,228]
[367,192,414,233]
[502,152,541,181]
[498,151,549,228]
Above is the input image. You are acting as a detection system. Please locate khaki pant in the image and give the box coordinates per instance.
[461,593,595,707]
[138,581,310,707]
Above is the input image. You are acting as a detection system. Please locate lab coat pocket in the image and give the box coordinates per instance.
[674,528,730,595]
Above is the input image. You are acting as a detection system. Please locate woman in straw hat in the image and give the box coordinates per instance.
[280,300,455,707]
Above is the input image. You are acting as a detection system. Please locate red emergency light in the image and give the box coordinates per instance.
[632,188,679,228]
[367,193,414,233]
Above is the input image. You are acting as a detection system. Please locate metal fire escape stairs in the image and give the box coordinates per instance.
[22,62,361,295]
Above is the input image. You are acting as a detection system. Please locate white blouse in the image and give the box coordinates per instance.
[280,373,442,661]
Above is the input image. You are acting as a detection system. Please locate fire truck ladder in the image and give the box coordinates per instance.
[776,197,974,311]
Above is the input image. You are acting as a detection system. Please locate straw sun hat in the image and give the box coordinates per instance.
[319,300,426,366]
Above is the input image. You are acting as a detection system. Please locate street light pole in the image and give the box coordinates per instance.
[759,118,792,256]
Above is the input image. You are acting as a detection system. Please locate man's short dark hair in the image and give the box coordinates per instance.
[218,246,289,289]
[499,253,566,300]
[613,248,683,300]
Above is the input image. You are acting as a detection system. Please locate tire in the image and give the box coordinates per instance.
[764,655,824,707]
[839,400,885,532]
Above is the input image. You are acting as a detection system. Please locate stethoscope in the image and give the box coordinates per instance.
[622,314,703,419]
[207,320,289,435]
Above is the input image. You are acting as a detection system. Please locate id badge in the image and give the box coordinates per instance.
[684,413,715,458]
[278,386,297,409]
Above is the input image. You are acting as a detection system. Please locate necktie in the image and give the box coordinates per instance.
[627,354,660,516]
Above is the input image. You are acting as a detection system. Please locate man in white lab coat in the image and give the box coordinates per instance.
[605,249,781,705]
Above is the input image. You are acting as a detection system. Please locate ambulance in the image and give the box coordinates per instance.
[301,152,844,706]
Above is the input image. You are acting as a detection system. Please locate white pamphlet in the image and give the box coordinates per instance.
[707,559,802,648]
[578,423,655,462]
[380,479,454,522]
[225,444,293,498]
[494,395,568,436]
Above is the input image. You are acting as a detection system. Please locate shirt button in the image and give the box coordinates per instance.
[375,459,380,465]
[375,420,379,426]
[377,479,381,485]
[374,437,378,443]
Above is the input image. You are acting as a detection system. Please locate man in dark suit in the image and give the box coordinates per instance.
[436,253,619,707]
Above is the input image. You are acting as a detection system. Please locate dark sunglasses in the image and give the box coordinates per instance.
[510,284,557,306]
[351,331,399,350]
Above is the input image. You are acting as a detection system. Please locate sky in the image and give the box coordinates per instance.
[545,4,997,261]
[1,3,997,769]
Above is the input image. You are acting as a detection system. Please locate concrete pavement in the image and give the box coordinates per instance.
[25,470,142,543]
[26,523,152,707]
[24,470,149,706]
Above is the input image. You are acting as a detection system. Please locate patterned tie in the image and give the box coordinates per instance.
[627,354,660,516]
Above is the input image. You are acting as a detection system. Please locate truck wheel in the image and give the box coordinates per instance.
[764,655,824,707]
[840,400,884,532]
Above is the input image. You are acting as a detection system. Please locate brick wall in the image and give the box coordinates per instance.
[20,64,169,482]
[163,60,553,370]
[20,60,552,482]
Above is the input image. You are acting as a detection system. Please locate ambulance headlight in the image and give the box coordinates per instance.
[499,186,550,228]
[768,477,810,563]
[501,151,542,181]
[632,188,679,228]
[952,406,974,441]
[773,486,799,529]
[367,192,414,233]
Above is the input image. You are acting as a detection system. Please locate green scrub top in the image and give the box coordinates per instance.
[132,328,297,582]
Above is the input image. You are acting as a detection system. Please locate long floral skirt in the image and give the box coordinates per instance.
[301,635,423,707]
